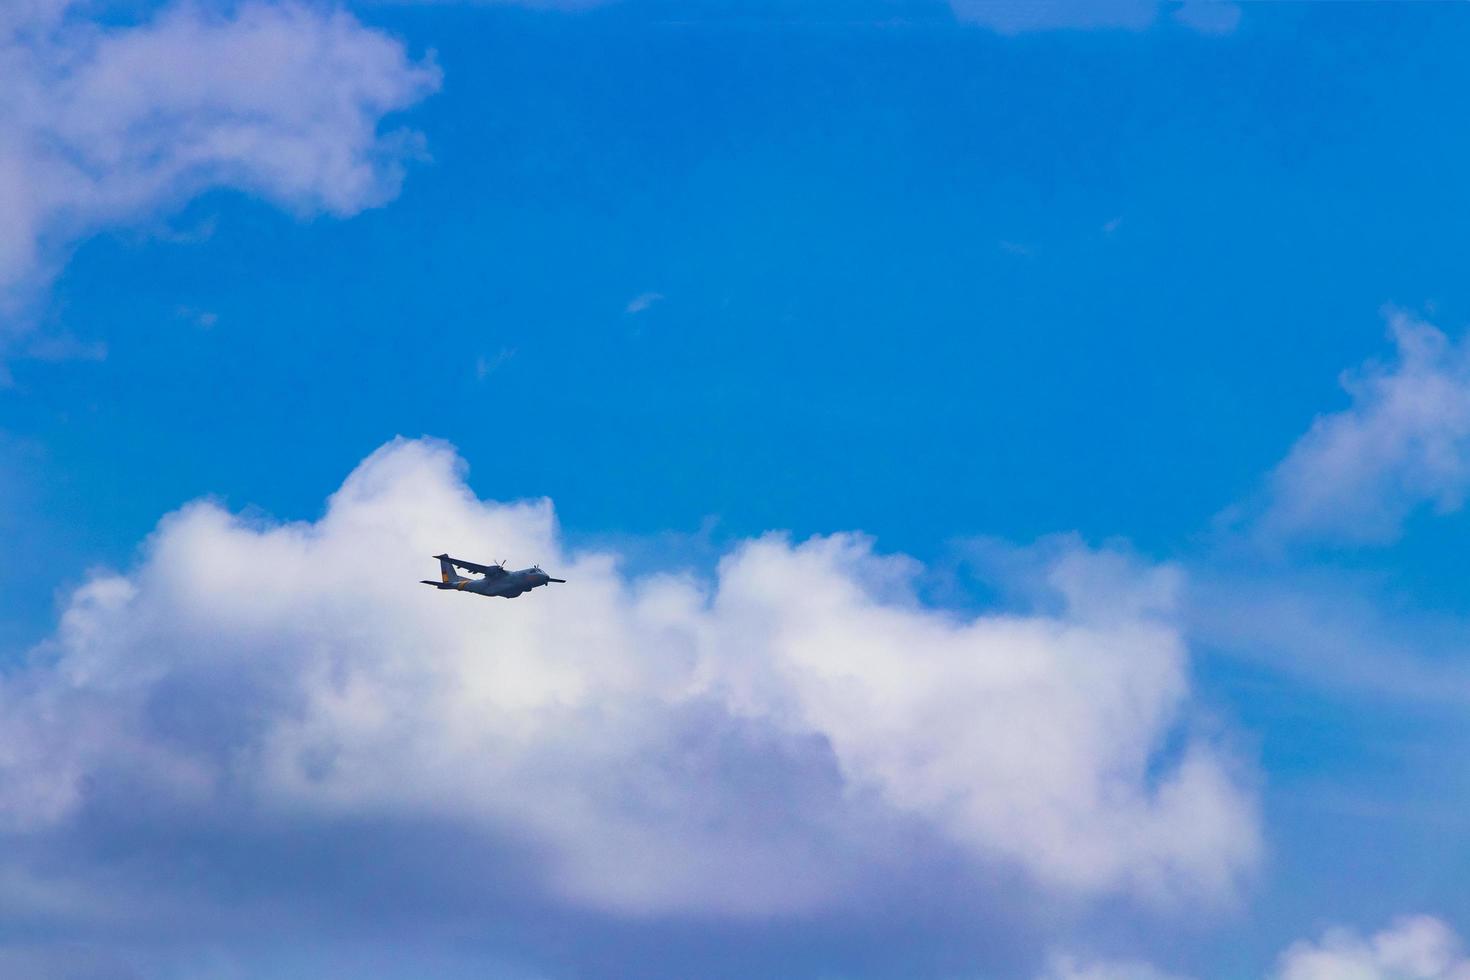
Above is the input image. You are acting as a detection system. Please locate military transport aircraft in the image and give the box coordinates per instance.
[421,554,565,598]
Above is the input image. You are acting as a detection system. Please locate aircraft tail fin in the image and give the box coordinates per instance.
[434,554,461,584]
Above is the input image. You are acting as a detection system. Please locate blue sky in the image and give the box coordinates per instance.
[5,1,1470,977]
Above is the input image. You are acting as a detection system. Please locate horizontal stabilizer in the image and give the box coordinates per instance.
[420,580,454,589]
[434,554,507,578]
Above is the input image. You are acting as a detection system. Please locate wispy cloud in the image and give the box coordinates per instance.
[625,291,665,314]
[949,1,1240,35]
[1172,2,1241,35]
[1186,566,1470,709]
[1040,953,1188,980]
[1241,311,1470,547]
[175,306,218,330]
[475,346,516,380]
[0,1,441,326]
[17,332,105,363]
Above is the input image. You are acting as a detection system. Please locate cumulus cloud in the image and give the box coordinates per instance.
[948,1,1239,35]
[1251,312,1470,546]
[0,438,1258,932]
[1275,917,1470,980]
[1054,916,1470,980]
[0,0,439,318]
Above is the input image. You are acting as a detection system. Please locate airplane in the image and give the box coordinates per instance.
[421,554,566,598]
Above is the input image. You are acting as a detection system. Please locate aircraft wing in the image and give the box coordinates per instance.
[444,556,508,578]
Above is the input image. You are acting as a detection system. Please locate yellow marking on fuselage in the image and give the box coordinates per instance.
[457,580,471,590]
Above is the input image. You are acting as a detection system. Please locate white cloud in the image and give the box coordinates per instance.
[1050,916,1470,980]
[0,0,440,318]
[0,438,1258,924]
[1275,917,1470,980]
[1253,312,1470,546]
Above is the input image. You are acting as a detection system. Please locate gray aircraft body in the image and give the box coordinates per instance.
[421,554,565,598]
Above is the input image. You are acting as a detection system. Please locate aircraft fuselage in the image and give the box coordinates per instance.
[447,568,554,598]
[421,555,565,598]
